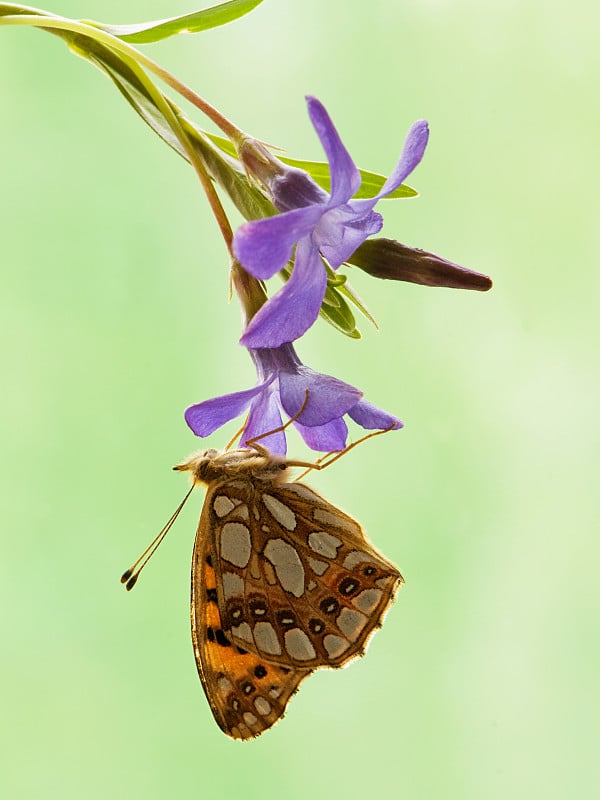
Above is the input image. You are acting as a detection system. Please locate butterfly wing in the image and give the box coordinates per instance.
[208,477,402,670]
[191,481,312,740]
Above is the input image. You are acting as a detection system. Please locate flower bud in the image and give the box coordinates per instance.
[349,238,492,291]
[238,138,326,212]
[238,138,286,186]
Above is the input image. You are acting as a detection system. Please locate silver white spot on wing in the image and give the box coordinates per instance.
[313,507,360,535]
[264,538,305,597]
[213,495,235,518]
[254,622,282,655]
[343,550,374,570]
[231,504,249,521]
[254,697,272,717]
[243,712,258,726]
[262,494,297,531]
[222,571,244,599]
[308,558,329,576]
[323,634,350,659]
[353,588,383,614]
[220,522,252,568]
[281,484,322,504]
[308,531,342,558]
[217,676,233,696]
[231,622,253,643]
[284,628,316,661]
[336,608,368,642]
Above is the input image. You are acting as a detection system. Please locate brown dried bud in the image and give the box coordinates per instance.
[348,238,492,291]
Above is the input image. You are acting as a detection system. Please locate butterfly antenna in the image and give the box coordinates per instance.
[120,484,195,591]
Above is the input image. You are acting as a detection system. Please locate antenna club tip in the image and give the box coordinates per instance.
[120,569,133,584]
[125,575,138,591]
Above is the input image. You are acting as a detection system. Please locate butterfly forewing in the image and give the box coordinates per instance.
[191,484,312,740]
[204,476,402,670]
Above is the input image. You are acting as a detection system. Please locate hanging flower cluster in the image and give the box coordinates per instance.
[186,96,489,454]
[0,4,492,458]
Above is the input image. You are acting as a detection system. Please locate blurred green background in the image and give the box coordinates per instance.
[1,1,598,797]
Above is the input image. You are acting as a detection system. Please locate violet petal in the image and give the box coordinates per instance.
[240,238,327,349]
[350,119,429,214]
[347,398,403,430]
[295,416,349,452]
[306,96,361,206]
[318,207,383,269]
[279,366,362,426]
[241,385,286,455]
[233,205,322,280]
[184,381,269,436]
[271,168,328,212]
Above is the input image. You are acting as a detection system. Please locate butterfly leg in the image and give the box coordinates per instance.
[287,424,397,480]
[244,390,310,451]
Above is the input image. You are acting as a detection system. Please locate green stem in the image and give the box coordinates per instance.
[230,263,269,328]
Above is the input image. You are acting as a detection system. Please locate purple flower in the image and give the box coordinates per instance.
[184,343,402,455]
[233,96,429,349]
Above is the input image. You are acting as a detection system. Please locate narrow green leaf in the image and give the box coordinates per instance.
[280,157,418,200]
[204,134,417,200]
[205,132,239,159]
[319,297,361,339]
[88,0,263,44]
[336,278,378,328]
[278,262,359,337]
[326,271,347,288]
[321,284,342,310]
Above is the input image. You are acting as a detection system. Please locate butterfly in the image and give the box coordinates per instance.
[123,444,402,740]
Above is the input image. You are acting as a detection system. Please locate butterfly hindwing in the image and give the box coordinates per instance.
[190,483,312,740]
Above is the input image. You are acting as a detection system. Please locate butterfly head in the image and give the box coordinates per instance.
[173,447,288,486]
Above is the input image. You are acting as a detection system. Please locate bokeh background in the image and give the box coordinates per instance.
[1,1,598,797]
